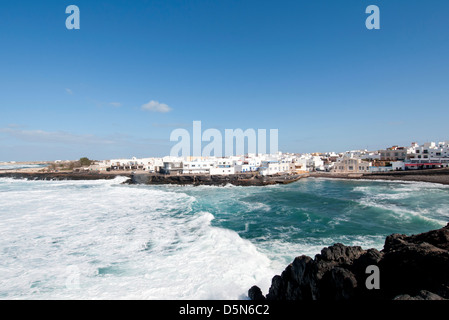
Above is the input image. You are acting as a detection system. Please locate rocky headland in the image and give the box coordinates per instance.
[249,223,449,300]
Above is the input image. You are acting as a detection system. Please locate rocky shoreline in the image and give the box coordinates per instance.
[310,168,449,185]
[130,173,305,186]
[0,171,306,186]
[0,171,131,181]
[249,223,449,300]
[2,168,449,186]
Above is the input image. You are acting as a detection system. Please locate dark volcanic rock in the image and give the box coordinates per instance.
[131,173,304,186]
[248,286,266,301]
[0,171,304,186]
[250,223,449,300]
[394,290,447,300]
[0,172,129,181]
[379,224,449,299]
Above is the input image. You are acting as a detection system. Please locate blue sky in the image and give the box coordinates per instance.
[1,0,449,161]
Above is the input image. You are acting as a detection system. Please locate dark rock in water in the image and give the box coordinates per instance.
[131,173,305,186]
[248,286,265,301]
[379,224,449,300]
[0,171,129,181]
[250,223,449,300]
[0,171,306,186]
[394,290,447,300]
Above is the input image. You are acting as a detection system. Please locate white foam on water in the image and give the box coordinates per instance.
[240,201,271,213]
[0,178,275,300]
[253,234,386,275]
[354,181,448,226]
[332,177,449,188]
[0,164,47,170]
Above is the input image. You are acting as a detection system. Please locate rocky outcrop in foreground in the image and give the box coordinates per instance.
[249,223,449,300]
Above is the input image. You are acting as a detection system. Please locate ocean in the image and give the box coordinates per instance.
[0,177,448,300]
[0,164,47,170]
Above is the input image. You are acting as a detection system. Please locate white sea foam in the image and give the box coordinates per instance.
[241,201,271,212]
[354,181,448,226]
[358,198,446,226]
[254,235,386,275]
[0,178,275,299]
[0,164,47,170]
[2,177,448,300]
[317,177,449,189]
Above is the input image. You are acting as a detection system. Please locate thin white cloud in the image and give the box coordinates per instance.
[109,102,122,107]
[152,122,190,128]
[0,127,115,145]
[0,127,169,147]
[65,88,73,95]
[0,126,172,160]
[141,100,172,113]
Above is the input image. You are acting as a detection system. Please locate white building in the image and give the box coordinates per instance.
[210,166,235,175]
[392,161,405,171]
[234,163,259,173]
[362,152,381,161]
[406,141,449,169]
[311,156,325,171]
[209,159,235,175]
[182,160,215,174]
[342,150,369,159]
[259,161,280,176]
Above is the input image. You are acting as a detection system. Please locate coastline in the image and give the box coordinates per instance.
[130,172,306,186]
[2,168,449,186]
[0,171,131,181]
[0,171,307,186]
[2,167,449,301]
[309,168,449,186]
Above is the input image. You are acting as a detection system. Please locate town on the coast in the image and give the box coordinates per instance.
[47,140,449,176]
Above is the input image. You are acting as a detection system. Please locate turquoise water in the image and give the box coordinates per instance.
[0,177,447,299]
[160,178,448,266]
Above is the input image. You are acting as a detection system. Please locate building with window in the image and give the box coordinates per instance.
[332,156,372,174]
[379,146,408,161]
[182,160,215,174]
[407,141,449,168]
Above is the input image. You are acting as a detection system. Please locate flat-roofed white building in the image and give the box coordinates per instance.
[235,164,258,173]
[183,160,215,174]
[407,141,449,168]
[210,166,235,175]
[332,157,372,174]
[259,161,280,176]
